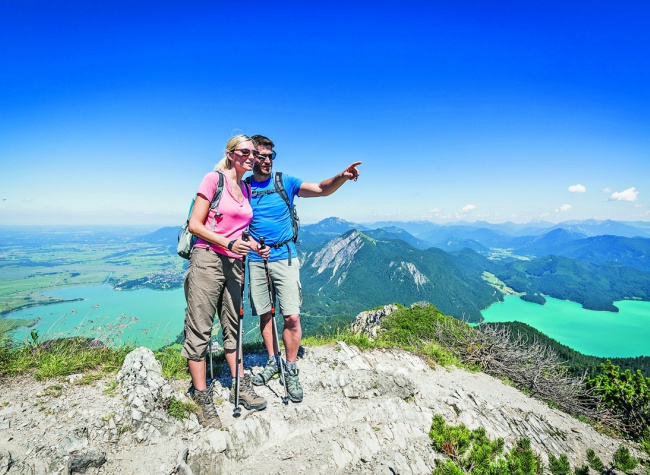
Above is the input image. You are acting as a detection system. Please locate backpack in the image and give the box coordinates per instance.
[245,172,300,244]
[177,172,251,259]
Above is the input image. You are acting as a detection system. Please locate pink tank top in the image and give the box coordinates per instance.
[194,171,253,260]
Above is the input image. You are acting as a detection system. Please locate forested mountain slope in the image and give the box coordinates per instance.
[300,230,500,323]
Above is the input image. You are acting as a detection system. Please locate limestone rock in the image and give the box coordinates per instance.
[68,450,106,474]
[350,304,398,340]
[116,346,175,442]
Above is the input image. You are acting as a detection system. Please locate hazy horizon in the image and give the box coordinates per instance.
[2,216,650,231]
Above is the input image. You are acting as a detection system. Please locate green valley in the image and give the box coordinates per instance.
[0,227,186,316]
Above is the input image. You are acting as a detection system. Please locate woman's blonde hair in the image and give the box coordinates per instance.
[215,134,252,171]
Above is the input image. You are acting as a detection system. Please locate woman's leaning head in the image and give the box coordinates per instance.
[215,134,255,171]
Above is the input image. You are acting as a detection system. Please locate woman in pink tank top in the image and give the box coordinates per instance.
[180,134,270,427]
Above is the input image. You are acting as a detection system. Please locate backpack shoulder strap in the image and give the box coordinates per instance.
[274,172,290,208]
[242,179,251,202]
[274,171,299,244]
[210,171,226,216]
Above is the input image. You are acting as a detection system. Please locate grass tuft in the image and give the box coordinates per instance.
[0,333,132,380]
[167,396,196,421]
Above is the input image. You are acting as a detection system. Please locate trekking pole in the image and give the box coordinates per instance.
[259,237,289,405]
[208,332,213,383]
[233,231,250,418]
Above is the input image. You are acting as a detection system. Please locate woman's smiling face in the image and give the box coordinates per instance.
[228,140,257,171]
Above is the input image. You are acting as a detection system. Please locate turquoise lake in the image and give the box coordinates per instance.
[4,286,650,357]
[5,285,262,349]
[481,295,650,358]
[6,285,187,349]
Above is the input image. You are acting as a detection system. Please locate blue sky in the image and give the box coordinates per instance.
[1,1,649,226]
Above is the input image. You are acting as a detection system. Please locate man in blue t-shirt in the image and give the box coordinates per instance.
[247,134,361,403]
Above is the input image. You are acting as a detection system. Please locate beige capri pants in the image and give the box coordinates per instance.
[181,247,243,361]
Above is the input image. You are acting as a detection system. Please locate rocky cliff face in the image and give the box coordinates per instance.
[389,262,430,288]
[310,230,365,285]
[0,342,643,474]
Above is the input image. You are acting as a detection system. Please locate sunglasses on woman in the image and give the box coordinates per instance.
[232,148,261,158]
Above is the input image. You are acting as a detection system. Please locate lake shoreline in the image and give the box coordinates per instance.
[1,297,85,317]
[481,295,650,358]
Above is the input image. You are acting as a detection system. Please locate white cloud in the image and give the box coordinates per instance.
[555,204,572,212]
[602,188,612,194]
[609,187,638,202]
[568,184,586,193]
[461,204,476,212]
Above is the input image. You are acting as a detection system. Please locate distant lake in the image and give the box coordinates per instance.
[6,285,186,349]
[5,284,261,349]
[481,296,650,358]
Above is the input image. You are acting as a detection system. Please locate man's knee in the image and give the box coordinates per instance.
[259,311,272,324]
[283,314,300,329]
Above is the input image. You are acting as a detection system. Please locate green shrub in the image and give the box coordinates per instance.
[429,414,544,475]
[587,448,605,471]
[429,414,638,475]
[586,446,639,474]
[641,437,650,458]
[612,445,639,473]
[374,304,462,366]
[548,454,572,475]
[587,360,650,441]
[377,304,463,348]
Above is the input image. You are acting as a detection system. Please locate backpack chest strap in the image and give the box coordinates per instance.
[251,189,278,198]
[269,239,294,265]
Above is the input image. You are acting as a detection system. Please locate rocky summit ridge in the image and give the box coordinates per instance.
[0,309,643,474]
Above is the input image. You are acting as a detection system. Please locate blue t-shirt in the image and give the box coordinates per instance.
[247,173,303,262]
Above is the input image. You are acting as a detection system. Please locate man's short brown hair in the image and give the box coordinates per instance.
[251,135,274,149]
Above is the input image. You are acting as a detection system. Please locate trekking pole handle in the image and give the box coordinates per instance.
[259,236,265,249]
[242,231,250,242]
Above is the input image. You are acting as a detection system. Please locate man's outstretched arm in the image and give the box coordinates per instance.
[298,161,362,198]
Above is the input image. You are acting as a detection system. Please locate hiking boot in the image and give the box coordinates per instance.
[230,374,267,411]
[252,357,279,386]
[193,389,222,428]
[280,368,303,403]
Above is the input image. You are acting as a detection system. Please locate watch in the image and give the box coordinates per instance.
[227,240,236,251]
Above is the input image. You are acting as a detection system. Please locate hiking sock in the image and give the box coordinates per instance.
[285,360,297,372]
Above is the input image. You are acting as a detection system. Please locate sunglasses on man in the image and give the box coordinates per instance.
[257,151,277,161]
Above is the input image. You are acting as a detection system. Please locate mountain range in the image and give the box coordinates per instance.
[144,217,650,323]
